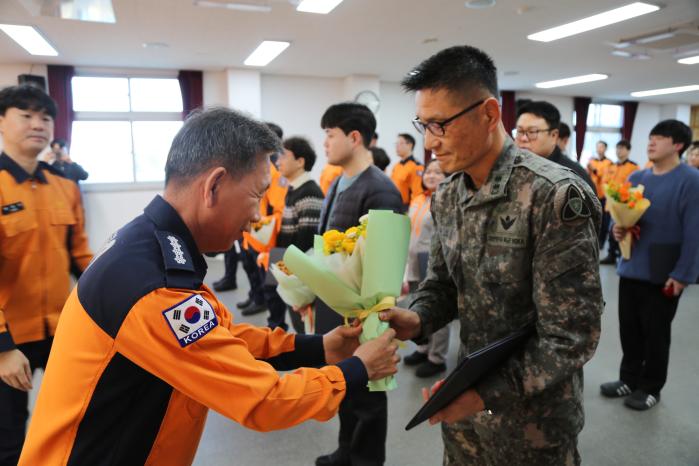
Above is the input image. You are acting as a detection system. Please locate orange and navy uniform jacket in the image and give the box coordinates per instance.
[260,162,288,220]
[390,155,424,207]
[587,157,613,199]
[602,159,639,186]
[319,164,342,196]
[19,195,367,466]
[0,153,92,351]
[244,162,288,257]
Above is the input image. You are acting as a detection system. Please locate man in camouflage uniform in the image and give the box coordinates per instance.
[381,46,603,465]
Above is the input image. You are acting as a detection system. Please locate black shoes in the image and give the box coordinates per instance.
[403,350,428,366]
[241,302,267,316]
[600,380,633,398]
[236,298,252,309]
[315,449,350,466]
[405,351,446,377]
[599,255,617,265]
[212,277,237,292]
[235,297,266,316]
[415,360,447,378]
[624,390,660,411]
[601,381,660,411]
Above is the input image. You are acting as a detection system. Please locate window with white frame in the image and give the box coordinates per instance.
[70,76,183,184]
[572,103,623,168]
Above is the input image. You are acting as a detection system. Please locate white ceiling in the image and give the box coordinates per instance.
[1,0,699,104]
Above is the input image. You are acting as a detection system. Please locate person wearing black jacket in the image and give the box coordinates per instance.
[314,103,403,466]
[514,101,595,193]
[49,139,89,185]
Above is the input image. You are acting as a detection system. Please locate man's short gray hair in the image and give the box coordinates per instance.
[165,107,282,184]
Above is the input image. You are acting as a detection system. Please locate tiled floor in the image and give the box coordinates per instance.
[188,260,699,466]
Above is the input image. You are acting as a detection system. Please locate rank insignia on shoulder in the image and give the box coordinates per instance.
[560,185,592,222]
[155,231,195,272]
[163,294,218,348]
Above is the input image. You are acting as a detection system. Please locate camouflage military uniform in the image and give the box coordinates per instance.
[409,139,603,466]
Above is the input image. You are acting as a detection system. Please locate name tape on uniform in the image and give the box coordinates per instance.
[2,202,24,215]
[162,294,218,348]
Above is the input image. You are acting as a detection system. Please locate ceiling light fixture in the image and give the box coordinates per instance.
[634,31,675,44]
[611,50,632,57]
[464,0,496,9]
[194,1,272,13]
[142,42,170,49]
[678,54,699,65]
[0,24,58,56]
[244,40,290,66]
[296,0,343,14]
[631,84,699,97]
[611,50,651,59]
[528,2,660,42]
[36,0,117,24]
[535,74,608,89]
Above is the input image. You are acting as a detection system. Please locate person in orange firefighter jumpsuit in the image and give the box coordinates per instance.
[19,108,399,466]
[0,85,93,466]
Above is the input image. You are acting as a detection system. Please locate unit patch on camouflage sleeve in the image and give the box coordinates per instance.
[559,184,592,223]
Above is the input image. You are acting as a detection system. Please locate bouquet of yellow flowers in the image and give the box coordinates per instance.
[318,217,368,293]
[282,210,410,391]
[604,181,651,259]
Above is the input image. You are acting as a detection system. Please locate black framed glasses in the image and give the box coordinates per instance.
[412,99,485,136]
[514,127,554,141]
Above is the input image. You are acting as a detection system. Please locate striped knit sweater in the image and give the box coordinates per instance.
[277,177,325,251]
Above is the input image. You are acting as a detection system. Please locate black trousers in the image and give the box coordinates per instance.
[240,248,265,306]
[314,301,387,464]
[287,305,304,334]
[607,225,620,259]
[618,278,680,396]
[220,245,239,284]
[263,285,288,331]
[338,389,387,466]
[0,338,53,466]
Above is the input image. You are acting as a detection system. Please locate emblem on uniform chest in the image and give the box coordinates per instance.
[499,215,516,231]
[486,207,527,249]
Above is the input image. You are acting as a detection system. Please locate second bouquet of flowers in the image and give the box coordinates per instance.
[282,209,411,391]
[604,181,651,259]
[245,216,277,253]
[269,260,317,334]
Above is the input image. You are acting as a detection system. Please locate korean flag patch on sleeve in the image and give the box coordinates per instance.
[162,294,218,348]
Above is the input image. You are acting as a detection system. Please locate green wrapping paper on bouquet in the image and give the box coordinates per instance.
[283,210,410,391]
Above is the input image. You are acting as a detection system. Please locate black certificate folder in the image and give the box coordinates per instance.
[405,323,535,431]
